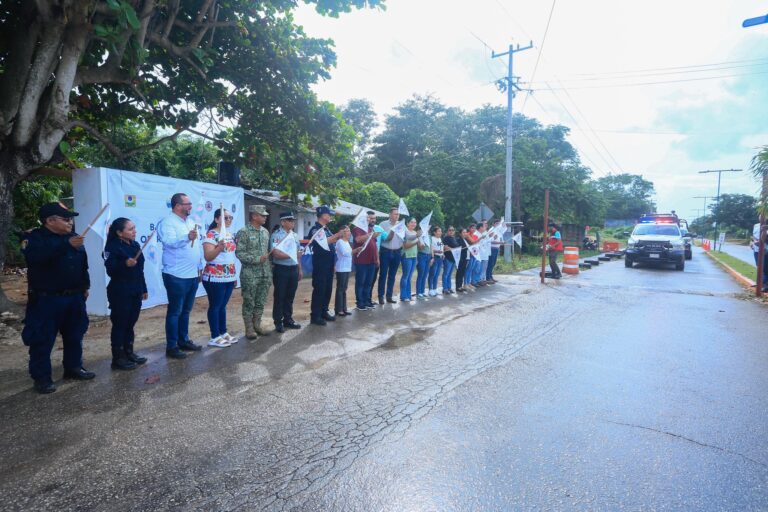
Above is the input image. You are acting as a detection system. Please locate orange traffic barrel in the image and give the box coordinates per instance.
[563,246,580,275]
[603,241,620,252]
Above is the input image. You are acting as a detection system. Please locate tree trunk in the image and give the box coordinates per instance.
[0,163,22,314]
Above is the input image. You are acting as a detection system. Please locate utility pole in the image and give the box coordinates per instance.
[698,169,742,251]
[493,41,533,262]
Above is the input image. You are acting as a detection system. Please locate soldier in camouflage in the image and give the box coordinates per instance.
[235,204,272,339]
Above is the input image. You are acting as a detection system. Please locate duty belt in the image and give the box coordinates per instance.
[35,289,85,297]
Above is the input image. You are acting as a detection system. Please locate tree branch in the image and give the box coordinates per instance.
[146,32,207,78]
[0,4,40,136]
[68,120,125,160]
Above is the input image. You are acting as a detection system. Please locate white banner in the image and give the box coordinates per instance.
[74,167,244,314]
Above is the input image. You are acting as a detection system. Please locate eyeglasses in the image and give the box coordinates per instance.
[224,216,234,221]
[179,202,192,206]
[53,216,74,223]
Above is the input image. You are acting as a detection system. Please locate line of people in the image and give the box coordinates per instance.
[19,196,503,394]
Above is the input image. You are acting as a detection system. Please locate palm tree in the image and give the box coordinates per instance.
[751,145,768,217]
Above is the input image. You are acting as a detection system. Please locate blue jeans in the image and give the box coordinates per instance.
[416,252,431,295]
[476,260,488,282]
[203,280,235,338]
[755,251,768,285]
[400,257,416,300]
[162,273,199,349]
[428,257,443,291]
[465,257,476,286]
[442,259,455,290]
[487,247,499,280]
[354,263,376,307]
[378,248,401,299]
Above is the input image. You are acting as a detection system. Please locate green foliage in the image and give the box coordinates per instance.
[595,174,656,220]
[709,193,758,233]
[340,179,398,213]
[403,189,445,227]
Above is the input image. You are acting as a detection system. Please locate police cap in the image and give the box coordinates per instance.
[39,202,79,222]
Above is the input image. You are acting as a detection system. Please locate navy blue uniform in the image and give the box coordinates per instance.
[21,227,90,383]
[307,223,335,320]
[104,238,147,353]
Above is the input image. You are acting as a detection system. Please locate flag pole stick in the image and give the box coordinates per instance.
[135,230,156,258]
[541,189,550,284]
[80,203,110,237]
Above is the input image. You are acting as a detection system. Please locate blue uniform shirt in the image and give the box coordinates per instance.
[307,222,335,262]
[22,227,90,293]
[104,237,148,296]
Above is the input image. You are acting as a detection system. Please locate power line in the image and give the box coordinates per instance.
[544,60,768,83]
[532,69,768,90]
[521,0,557,114]
[571,57,768,78]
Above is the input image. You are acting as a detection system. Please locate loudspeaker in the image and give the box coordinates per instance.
[217,161,240,187]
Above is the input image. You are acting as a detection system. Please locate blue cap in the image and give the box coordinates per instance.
[316,205,335,216]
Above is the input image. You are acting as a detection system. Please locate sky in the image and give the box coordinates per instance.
[294,0,768,223]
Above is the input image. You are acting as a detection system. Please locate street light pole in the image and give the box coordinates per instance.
[698,169,742,250]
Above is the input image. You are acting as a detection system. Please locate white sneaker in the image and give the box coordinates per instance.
[208,336,230,348]
[222,332,239,344]
[429,290,437,297]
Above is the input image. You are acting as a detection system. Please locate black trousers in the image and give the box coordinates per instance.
[272,264,299,325]
[549,251,561,276]
[335,271,350,314]
[311,259,334,319]
[455,258,467,290]
[108,288,142,351]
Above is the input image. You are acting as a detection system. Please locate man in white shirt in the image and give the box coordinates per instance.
[157,192,205,359]
[377,207,403,304]
[752,222,768,292]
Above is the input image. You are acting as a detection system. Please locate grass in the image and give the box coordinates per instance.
[708,250,758,282]
[494,249,603,274]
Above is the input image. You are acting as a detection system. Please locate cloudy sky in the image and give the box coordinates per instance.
[295,0,768,222]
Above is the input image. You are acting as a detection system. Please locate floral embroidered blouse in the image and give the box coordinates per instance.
[202,229,237,283]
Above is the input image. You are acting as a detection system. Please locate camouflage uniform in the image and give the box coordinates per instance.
[235,223,272,336]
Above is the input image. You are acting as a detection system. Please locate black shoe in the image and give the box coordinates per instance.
[63,368,96,380]
[125,349,148,365]
[33,380,56,394]
[111,357,138,371]
[165,348,188,359]
[321,313,336,322]
[178,341,202,352]
[285,321,302,329]
[366,303,376,309]
[310,317,327,326]
[386,297,397,304]
[275,324,285,333]
[378,296,385,305]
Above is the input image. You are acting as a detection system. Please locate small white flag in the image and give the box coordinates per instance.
[398,198,409,216]
[391,220,406,240]
[274,233,298,264]
[351,208,369,232]
[493,221,507,237]
[418,211,432,236]
[450,246,463,262]
[513,231,522,247]
[469,243,481,258]
[219,202,228,239]
[311,226,330,251]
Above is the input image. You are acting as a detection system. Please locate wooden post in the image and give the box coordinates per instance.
[541,189,549,284]
[757,174,767,297]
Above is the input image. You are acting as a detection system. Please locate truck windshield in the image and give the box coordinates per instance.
[633,224,680,236]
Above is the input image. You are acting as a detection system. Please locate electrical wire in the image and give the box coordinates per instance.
[533,69,768,90]
[521,0,557,114]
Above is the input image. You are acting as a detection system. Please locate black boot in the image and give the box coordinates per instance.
[125,344,148,365]
[111,348,138,371]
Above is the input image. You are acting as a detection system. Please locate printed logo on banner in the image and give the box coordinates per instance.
[166,200,172,209]
[147,244,157,264]
[231,203,237,213]
[124,194,137,207]
[205,201,213,212]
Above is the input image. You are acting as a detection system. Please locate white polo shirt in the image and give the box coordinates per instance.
[157,213,204,279]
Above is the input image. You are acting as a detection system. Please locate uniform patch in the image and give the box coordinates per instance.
[20,239,28,250]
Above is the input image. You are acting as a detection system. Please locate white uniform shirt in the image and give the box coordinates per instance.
[753,223,762,253]
[157,213,204,279]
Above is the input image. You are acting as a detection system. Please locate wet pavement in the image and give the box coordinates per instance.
[720,241,757,267]
[1,247,767,511]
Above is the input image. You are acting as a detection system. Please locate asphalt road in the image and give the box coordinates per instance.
[720,241,757,267]
[1,247,766,511]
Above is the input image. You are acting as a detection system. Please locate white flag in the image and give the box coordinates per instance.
[219,202,228,239]
[468,243,481,258]
[450,246,463,262]
[94,206,112,249]
[274,233,298,264]
[398,198,409,216]
[351,208,368,232]
[418,211,432,236]
[311,226,330,251]
[513,231,522,247]
[493,221,507,237]
[391,220,406,239]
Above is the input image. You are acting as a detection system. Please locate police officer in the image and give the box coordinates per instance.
[270,212,303,333]
[308,206,343,326]
[235,205,272,339]
[21,202,94,394]
[104,217,149,370]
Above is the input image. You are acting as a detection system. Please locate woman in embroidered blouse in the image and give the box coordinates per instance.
[202,208,238,347]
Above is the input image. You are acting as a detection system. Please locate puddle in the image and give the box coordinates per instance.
[378,327,435,350]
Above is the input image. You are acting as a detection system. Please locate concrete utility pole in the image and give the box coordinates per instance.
[493,41,533,262]
[698,169,742,250]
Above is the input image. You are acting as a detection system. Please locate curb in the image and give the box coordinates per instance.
[704,251,756,289]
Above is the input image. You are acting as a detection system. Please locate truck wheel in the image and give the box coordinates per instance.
[675,260,685,271]
[625,258,633,268]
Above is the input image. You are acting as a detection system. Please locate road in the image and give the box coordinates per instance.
[720,241,757,267]
[1,247,767,511]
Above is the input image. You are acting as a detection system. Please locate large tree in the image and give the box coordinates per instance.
[595,174,656,220]
[0,0,383,303]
